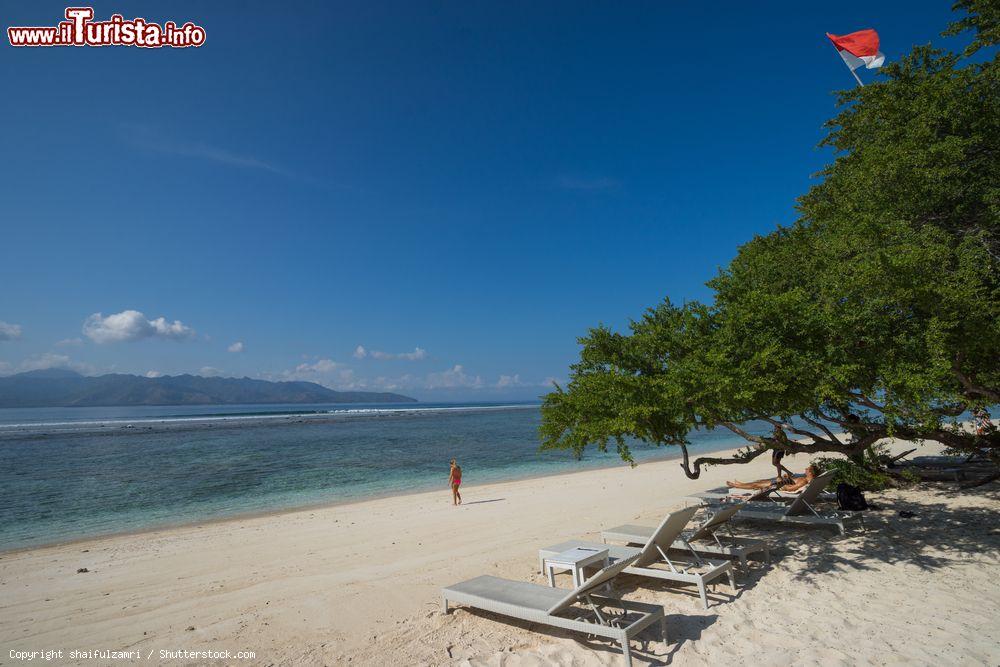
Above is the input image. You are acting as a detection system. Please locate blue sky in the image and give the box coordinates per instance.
[0,1,965,400]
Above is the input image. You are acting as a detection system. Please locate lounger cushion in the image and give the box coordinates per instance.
[443,575,566,612]
[603,524,655,542]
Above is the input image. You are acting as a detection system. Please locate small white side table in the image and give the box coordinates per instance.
[541,546,610,588]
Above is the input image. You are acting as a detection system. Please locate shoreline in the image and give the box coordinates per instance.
[3,435,993,667]
[0,439,727,556]
[0,402,543,440]
[5,419,982,556]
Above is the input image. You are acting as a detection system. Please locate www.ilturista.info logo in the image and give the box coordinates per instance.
[8,7,206,48]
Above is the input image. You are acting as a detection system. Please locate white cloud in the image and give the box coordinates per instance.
[17,353,93,374]
[20,353,68,371]
[0,361,12,374]
[333,369,416,392]
[425,365,484,389]
[148,317,195,339]
[542,376,563,388]
[496,374,523,388]
[145,370,162,378]
[273,359,537,395]
[0,321,23,341]
[227,341,245,353]
[301,358,339,373]
[372,347,427,361]
[55,337,83,347]
[272,357,424,392]
[363,346,428,361]
[83,310,195,343]
[280,358,341,382]
[199,366,225,377]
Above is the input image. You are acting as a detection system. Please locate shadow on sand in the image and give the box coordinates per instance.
[448,482,998,664]
[457,606,719,665]
[733,481,1000,582]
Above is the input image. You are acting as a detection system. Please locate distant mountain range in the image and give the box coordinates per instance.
[0,369,417,408]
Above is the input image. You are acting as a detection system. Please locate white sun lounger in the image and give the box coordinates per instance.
[770,487,836,501]
[693,472,836,505]
[719,470,862,535]
[539,506,736,610]
[442,553,666,666]
[601,503,770,571]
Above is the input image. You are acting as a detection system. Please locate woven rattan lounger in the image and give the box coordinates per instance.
[722,470,862,534]
[442,553,666,666]
[601,503,770,572]
[539,506,736,610]
[693,470,837,505]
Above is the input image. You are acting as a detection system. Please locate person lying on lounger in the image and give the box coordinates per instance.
[727,465,818,492]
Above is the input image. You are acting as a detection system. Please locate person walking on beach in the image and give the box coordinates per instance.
[448,459,462,506]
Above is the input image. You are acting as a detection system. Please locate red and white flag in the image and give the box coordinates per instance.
[826,29,885,70]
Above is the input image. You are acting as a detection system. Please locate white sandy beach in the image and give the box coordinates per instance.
[2,439,998,666]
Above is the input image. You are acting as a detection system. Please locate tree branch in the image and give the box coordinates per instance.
[678,442,770,479]
[815,403,864,428]
[952,356,1000,403]
[847,391,886,412]
[892,424,1000,453]
[801,413,843,444]
[760,417,828,446]
[718,421,769,445]
[678,416,876,478]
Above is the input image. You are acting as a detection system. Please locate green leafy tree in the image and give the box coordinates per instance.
[540,3,999,478]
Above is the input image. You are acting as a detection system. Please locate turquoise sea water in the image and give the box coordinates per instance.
[0,402,755,551]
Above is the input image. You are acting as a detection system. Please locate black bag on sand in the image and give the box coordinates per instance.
[837,483,870,511]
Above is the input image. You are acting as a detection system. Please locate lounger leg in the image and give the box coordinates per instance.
[621,639,632,667]
[661,617,669,647]
[441,595,450,614]
[727,566,736,590]
[739,554,747,571]
[764,546,771,565]
[698,580,709,610]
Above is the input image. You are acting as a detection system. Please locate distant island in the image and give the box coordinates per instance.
[0,369,417,408]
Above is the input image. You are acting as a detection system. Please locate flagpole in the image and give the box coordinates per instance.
[829,41,865,87]
[848,65,864,87]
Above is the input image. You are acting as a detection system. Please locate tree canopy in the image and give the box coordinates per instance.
[540,3,999,477]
